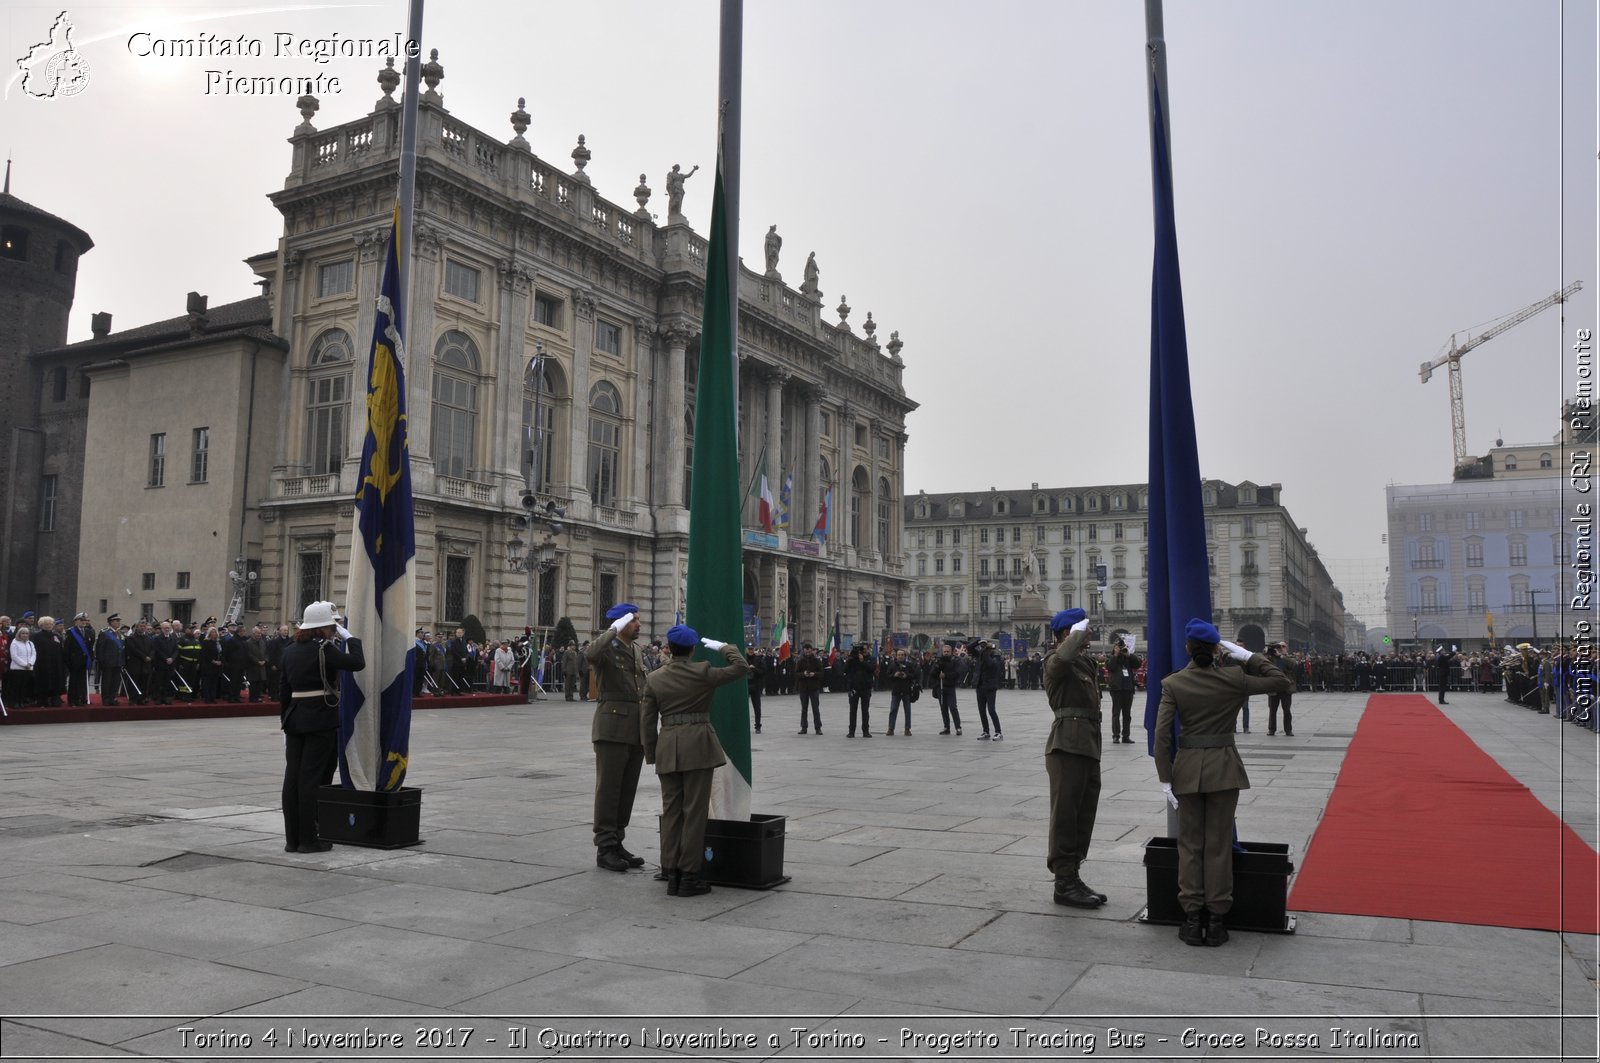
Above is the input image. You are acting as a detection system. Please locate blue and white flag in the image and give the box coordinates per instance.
[339,204,416,792]
[777,471,793,528]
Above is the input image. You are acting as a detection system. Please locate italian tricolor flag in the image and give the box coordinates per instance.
[774,615,791,662]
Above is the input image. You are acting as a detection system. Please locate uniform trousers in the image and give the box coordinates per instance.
[592,739,644,850]
[96,667,122,703]
[1109,689,1134,739]
[847,689,872,735]
[67,667,89,706]
[748,688,762,729]
[1044,750,1101,877]
[282,728,337,849]
[1175,787,1240,914]
[939,687,962,730]
[658,766,714,875]
[126,668,152,704]
[1267,691,1292,733]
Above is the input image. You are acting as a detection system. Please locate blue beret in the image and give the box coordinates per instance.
[1185,617,1221,644]
[604,602,640,622]
[666,624,698,648]
[1051,608,1088,632]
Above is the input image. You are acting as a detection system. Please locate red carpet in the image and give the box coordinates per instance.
[1289,694,1599,933]
[0,692,529,726]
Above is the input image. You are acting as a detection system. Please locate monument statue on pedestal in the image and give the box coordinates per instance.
[666,163,698,218]
[764,225,782,277]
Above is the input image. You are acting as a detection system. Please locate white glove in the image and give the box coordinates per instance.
[1217,639,1251,662]
[1070,617,1090,634]
[1435,646,1444,654]
[1161,783,1179,810]
[609,611,636,633]
[335,624,353,642]
[700,637,727,651]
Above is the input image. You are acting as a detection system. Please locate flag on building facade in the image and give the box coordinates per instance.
[777,471,793,527]
[757,458,775,534]
[339,204,416,792]
[1141,75,1212,757]
[824,610,841,666]
[687,10,750,819]
[773,614,791,661]
[813,486,832,543]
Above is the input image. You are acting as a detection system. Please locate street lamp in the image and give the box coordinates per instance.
[225,557,257,625]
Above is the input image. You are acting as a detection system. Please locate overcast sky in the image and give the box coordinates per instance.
[4,0,1594,626]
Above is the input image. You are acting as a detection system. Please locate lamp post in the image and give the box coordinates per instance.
[509,345,566,701]
[1529,588,1550,645]
[225,557,257,626]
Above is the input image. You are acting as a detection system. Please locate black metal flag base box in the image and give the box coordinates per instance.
[1139,836,1297,933]
[702,814,790,889]
[318,785,423,849]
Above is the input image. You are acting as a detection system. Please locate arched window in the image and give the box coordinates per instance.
[306,328,353,475]
[1539,452,1553,469]
[851,466,870,547]
[877,476,892,554]
[521,358,563,490]
[432,330,480,479]
[588,380,623,504]
[1504,454,1518,472]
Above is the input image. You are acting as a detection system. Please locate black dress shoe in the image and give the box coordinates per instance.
[653,866,670,882]
[284,843,298,853]
[296,840,333,853]
[1179,911,1206,946]
[1205,910,1229,946]
[596,848,630,872]
[1053,877,1104,909]
[616,847,646,868]
[666,870,681,896]
[676,875,711,896]
[939,729,951,735]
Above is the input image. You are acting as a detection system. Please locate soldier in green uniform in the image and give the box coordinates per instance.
[587,602,649,873]
[641,624,749,896]
[1043,608,1106,909]
[1154,618,1294,946]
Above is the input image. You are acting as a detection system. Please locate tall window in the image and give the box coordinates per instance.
[190,427,210,483]
[851,467,869,547]
[444,555,470,620]
[318,259,353,297]
[432,331,480,480]
[1419,512,1433,531]
[537,567,558,627]
[952,589,962,614]
[444,260,481,302]
[952,555,962,574]
[1114,590,1126,611]
[176,571,191,589]
[521,362,559,489]
[39,474,57,532]
[979,594,990,618]
[1467,511,1482,530]
[587,381,623,504]
[980,558,990,577]
[1467,583,1486,611]
[595,320,623,357]
[1540,452,1554,469]
[980,528,989,545]
[148,433,166,487]
[934,557,944,574]
[683,408,695,501]
[306,329,353,476]
[298,552,324,610]
[917,591,928,615]
[1504,454,1518,472]
[877,477,892,554]
[599,571,618,612]
[917,558,927,576]
[1509,509,1525,529]
[533,293,562,327]
[1420,579,1438,612]
[1509,539,1528,566]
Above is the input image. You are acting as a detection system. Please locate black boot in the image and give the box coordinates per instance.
[616,846,646,868]
[1078,876,1108,905]
[1204,909,1229,946]
[1179,910,1206,946]
[1053,875,1104,909]
[653,866,670,882]
[676,874,711,896]
[666,870,681,896]
[596,847,630,872]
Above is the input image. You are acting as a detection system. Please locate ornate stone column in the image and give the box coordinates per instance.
[630,317,656,505]
[662,325,690,509]
[566,289,597,496]
[803,386,822,537]
[765,370,786,504]
[493,260,533,489]
[406,223,443,485]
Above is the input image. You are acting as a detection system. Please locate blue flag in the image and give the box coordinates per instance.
[778,471,792,528]
[339,204,416,791]
[1142,81,1212,758]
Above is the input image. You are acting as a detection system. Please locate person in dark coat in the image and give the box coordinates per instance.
[795,643,825,734]
[124,620,157,705]
[31,616,66,707]
[1154,618,1293,946]
[843,644,877,737]
[63,613,97,707]
[746,647,768,733]
[278,600,364,853]
[446,628,471,693]
[220,623,250,702]
[885,648,918,736]
[973,640,1004,740]
[198,626,224,701]
[935,644,963,735]
[1433,644,1457,705]
[95,613,125,705]
[150,621,179,705]
[245,625,269,703]
[1106,640,1141,744]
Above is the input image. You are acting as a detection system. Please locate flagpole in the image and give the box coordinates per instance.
[1144,0,1172,206]
[396,0,424,332]
[719,0,742,363]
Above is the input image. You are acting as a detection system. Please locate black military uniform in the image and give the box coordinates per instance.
[64,616,96,707]
[95,615,124,705]
[124,623,156,705]
[278,614,365,854]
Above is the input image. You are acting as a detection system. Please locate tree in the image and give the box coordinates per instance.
[552,616,579,651]
[461,613,488,646]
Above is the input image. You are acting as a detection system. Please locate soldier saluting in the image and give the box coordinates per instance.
[587,602,649,873]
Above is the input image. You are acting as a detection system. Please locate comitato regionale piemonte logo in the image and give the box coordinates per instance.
[16,10,91,99]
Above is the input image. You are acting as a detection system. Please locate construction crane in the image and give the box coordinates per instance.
[1420,281,1582,469]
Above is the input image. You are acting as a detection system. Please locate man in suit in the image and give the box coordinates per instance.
[446,627,471,693]
[124,620,156,705]
[843,643,876,737]
[63,613,97,707]
[1155,618,1294,946]
[935,644,963,735]
[95,613,125,705]
[1043,609,1105,908]
[1434,644,1457,705]
[586,602,649,873]
[151,621,179,705]
[641,624,749,896]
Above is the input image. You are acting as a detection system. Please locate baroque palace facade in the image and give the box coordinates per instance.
[47,57,918,641]
[902,480,1347,653]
